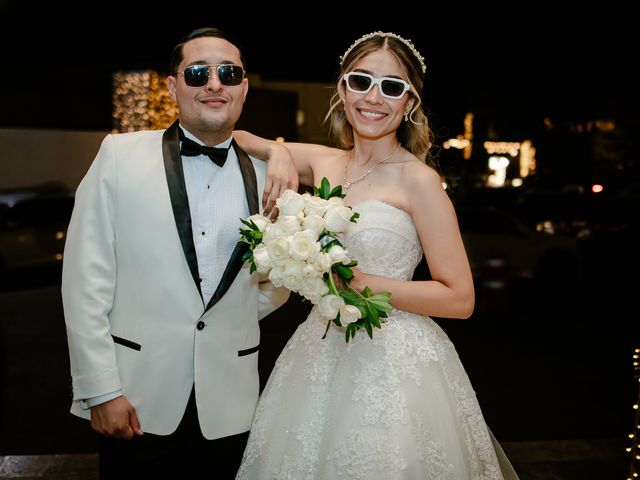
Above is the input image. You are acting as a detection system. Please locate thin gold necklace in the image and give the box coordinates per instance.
[343,143,401,192]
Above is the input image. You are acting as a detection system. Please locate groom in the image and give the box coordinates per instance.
[62,28,295,479]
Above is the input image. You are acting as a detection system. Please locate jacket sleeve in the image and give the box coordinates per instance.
[62,134,122,400]
[257,273,290,320]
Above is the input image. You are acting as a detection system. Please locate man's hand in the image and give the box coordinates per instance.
[90,396,143,440]
[262,143,299,218]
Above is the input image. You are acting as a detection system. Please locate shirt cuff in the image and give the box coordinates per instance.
[80,390,123,410]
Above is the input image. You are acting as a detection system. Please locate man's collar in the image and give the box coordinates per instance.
[178,124,233,149]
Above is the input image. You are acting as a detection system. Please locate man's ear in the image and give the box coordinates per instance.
[241,77,249,102]
[167,76,177,101]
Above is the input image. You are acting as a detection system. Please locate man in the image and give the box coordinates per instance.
[62,27,296,479]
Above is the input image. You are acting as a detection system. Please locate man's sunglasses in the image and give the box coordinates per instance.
[179,64,245,87]
[343,72,411,100]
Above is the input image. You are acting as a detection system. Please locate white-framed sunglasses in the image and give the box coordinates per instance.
[343,72,411,99]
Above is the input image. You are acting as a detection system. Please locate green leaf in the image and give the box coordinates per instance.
[320,177,331,199]
[322,239,341,252]
[363,286,372,298]
[366,302,380,324]
[345,325,352,343]
[249,262,256,274]
[368,300,393,312]
[242,251,253,262]
[368,310,382,328]
[335,264,353,280]
[350,212,360,222]
[240,218,256,229]
[364,319,373,338]
[339,291,360,304]
[329,185,344,198]
[368,292,392,301]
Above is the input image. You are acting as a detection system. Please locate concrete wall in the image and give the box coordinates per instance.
[0,129,109,190]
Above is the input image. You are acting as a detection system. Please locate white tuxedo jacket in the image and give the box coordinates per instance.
[62,121,288,439]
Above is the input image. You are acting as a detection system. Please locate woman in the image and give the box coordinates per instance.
[235,31,518,479]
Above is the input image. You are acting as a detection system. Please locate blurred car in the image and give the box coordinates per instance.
[457,206,581,289]
[0,184,74,276]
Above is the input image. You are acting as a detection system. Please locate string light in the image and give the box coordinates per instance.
[628,348,640,479]
[112,70,178,133]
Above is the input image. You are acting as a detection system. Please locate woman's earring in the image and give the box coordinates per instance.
[404,112,409,122]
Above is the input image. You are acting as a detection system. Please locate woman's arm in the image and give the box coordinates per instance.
[234,130,337,186]
[234,130,313,185]
[350,163,475,319]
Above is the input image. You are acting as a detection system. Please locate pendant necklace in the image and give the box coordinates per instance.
[343,143,401,193]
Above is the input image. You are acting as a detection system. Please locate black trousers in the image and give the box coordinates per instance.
[98,390,249,480]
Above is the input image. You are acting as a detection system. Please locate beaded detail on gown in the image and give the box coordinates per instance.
[237,199,518,479]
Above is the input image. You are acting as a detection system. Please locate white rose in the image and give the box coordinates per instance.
[303,263,319,277]
[263,223,285,244]
[268,266,284,287]
[328,196,344,207]
[339,304,362,325]
[267,237,290,266]
[317,294,345,319]
[300,276,329,303]
[247,214,270,232]
[252,244,272,273]
[303,214,325,234]
[312,252,333,274]
[296,210,306,223]
[276,189,306,216]
[290,230,320,261]
[304,196,331,217]
[282,259,305,291]
[328,245,350,264]
[323,206,353,233]
[277,215,302,235]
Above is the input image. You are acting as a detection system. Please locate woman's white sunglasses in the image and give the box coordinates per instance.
[343,72,410,99]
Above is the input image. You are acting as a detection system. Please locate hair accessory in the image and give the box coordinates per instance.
[339,31,427,74]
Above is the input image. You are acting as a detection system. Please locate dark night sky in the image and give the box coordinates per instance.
[0,5,634,138]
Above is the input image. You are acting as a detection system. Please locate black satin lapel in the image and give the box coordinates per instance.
[204,141,258,312]
[234,139,259,216]
[162,121,203,299]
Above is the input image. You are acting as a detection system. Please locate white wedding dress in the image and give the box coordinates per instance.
[237,199,518,479]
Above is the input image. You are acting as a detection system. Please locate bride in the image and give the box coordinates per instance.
[235,31,518,479]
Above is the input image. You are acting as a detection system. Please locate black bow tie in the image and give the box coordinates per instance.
[179,130,229,167]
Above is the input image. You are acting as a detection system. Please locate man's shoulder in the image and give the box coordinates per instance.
[102,128,165,155]
[108,128,165,144]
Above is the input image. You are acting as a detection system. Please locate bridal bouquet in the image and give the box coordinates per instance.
[239,178,392,342]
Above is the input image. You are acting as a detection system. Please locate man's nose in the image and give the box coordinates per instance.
[205,67,223,91]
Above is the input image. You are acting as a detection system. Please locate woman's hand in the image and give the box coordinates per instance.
[344,266,369,292]
[263,143,299,218]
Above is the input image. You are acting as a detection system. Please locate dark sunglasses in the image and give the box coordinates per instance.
[179,64,245,87]
[343,72,410,99]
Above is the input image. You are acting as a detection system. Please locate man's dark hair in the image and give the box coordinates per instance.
[169,27,246,76]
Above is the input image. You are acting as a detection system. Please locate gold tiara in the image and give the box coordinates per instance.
[339,31,427,74]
